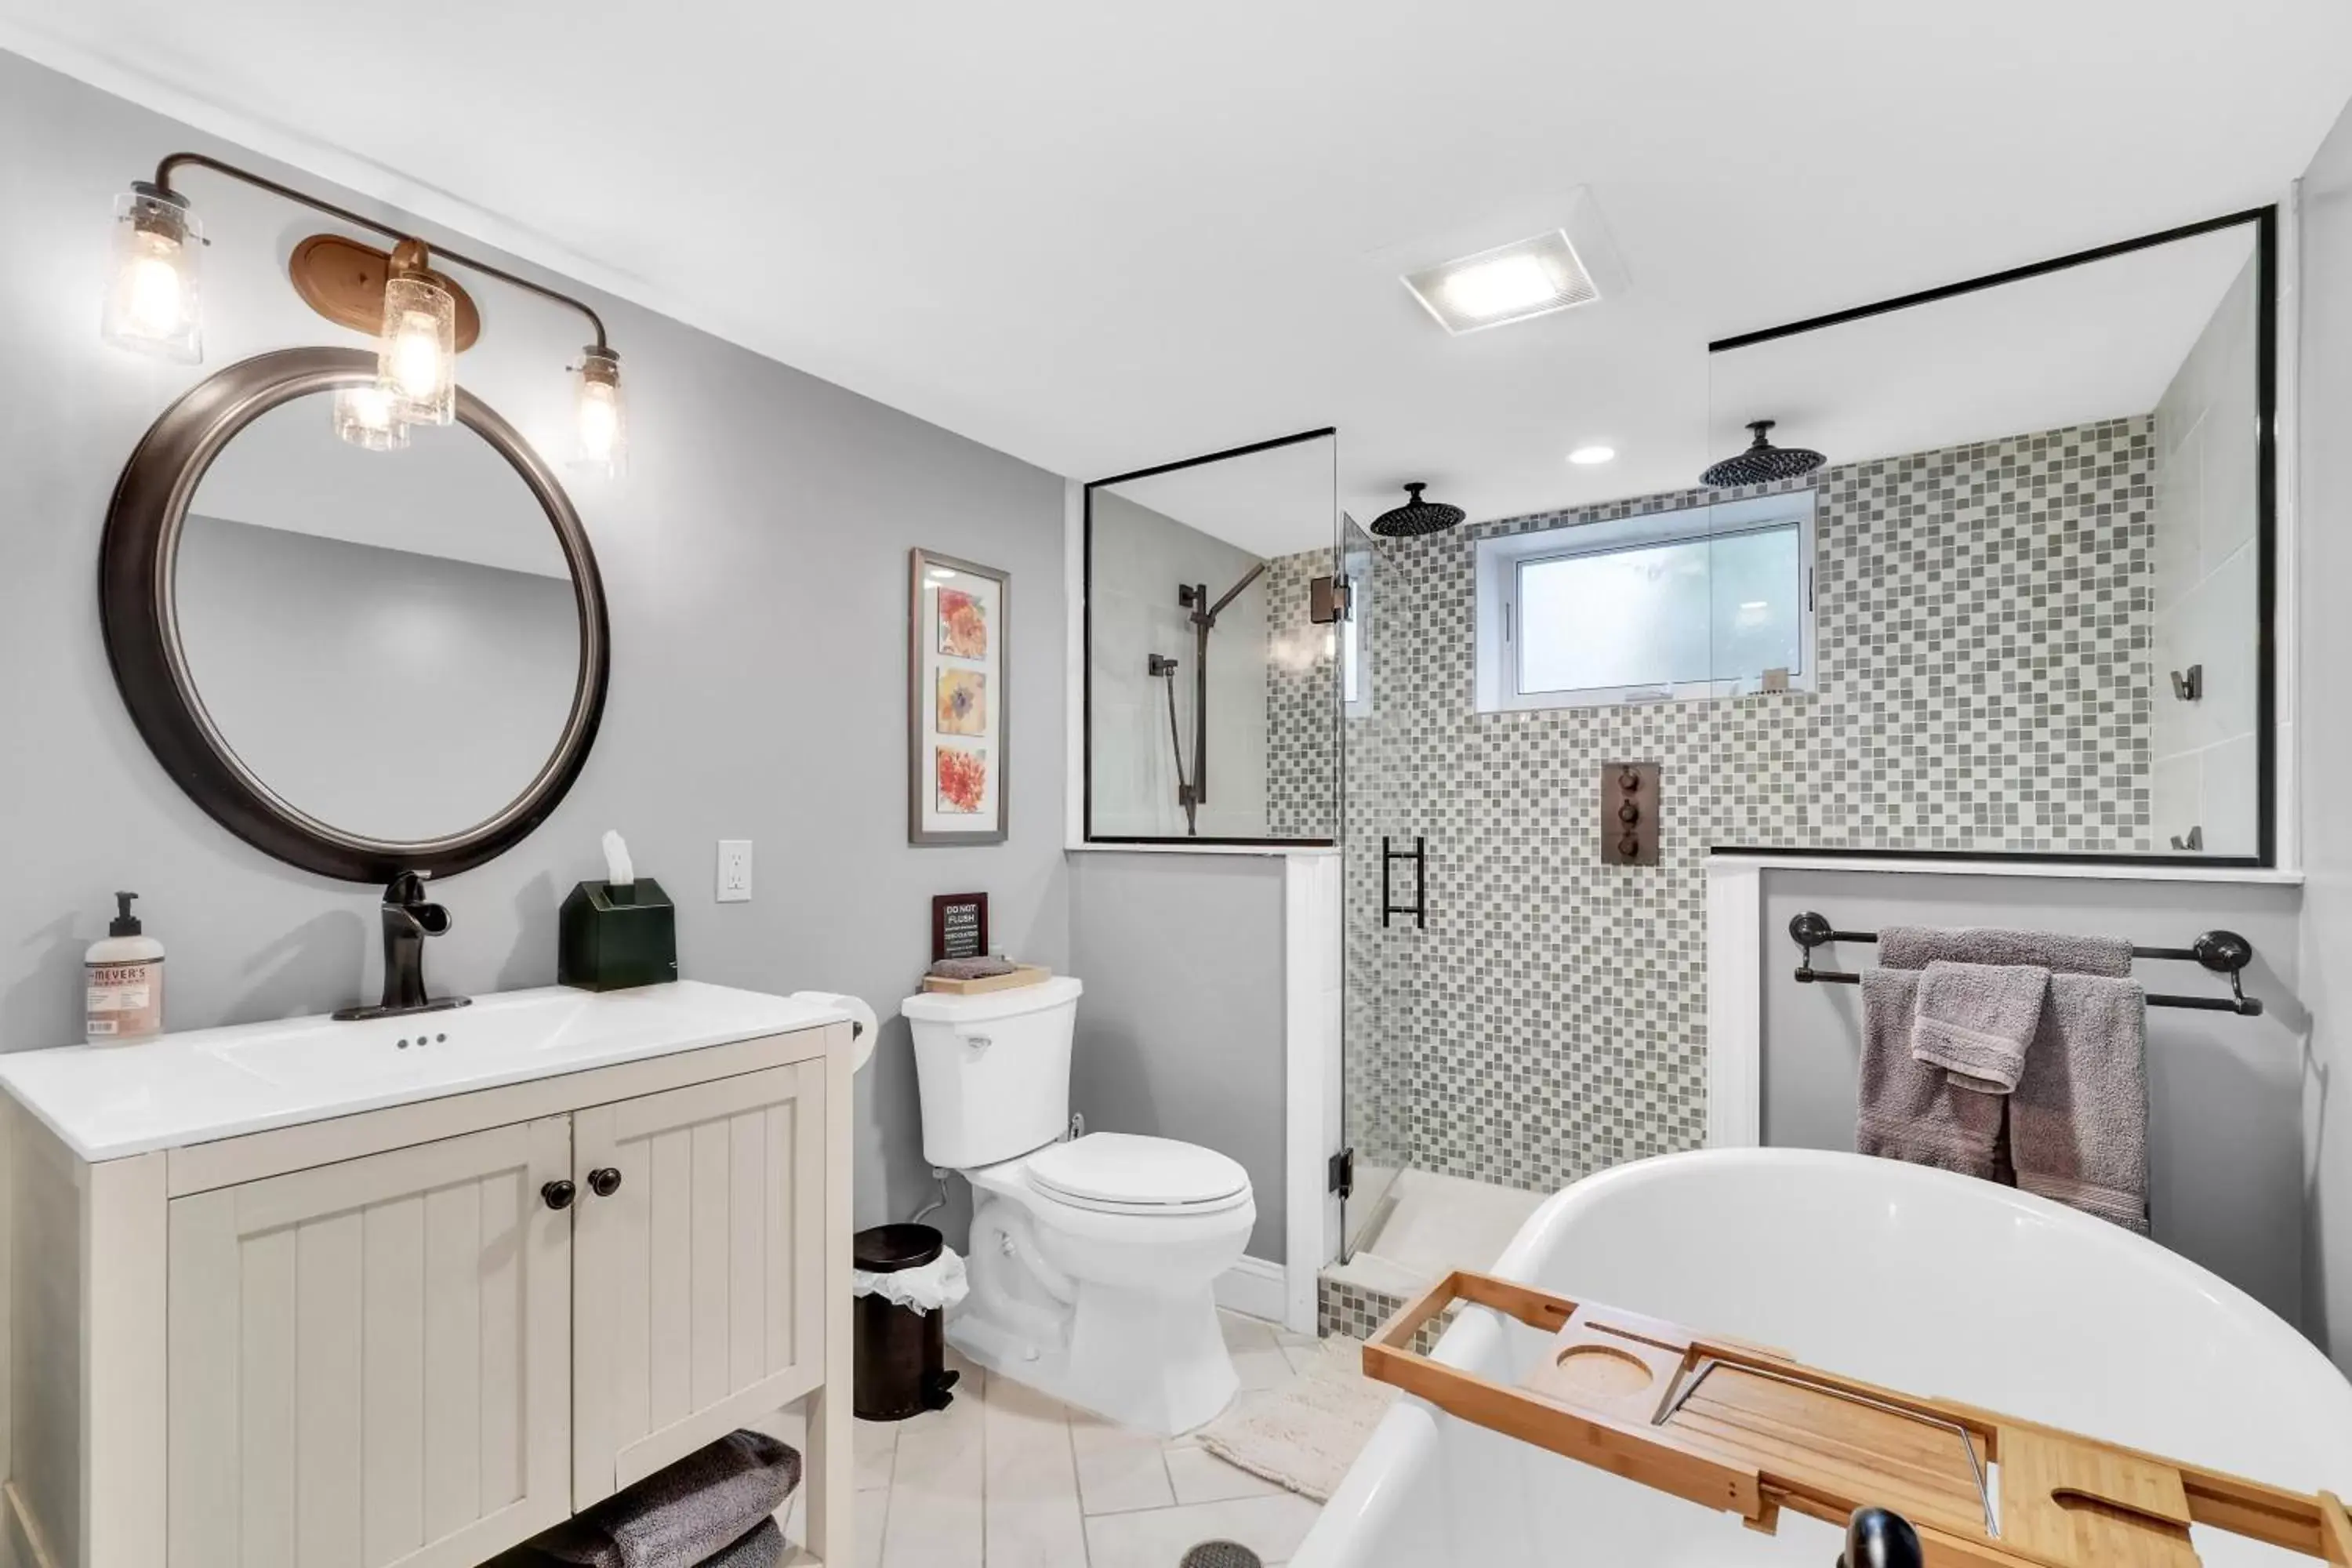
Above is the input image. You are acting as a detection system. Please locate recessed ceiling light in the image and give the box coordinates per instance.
[1404,230,1599,335]
[1567,445,1616,466]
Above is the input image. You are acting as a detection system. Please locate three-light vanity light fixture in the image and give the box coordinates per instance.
[100,153,628,476]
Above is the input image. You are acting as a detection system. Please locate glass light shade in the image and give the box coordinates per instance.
[378,271,457,426]
[332,383,409,452]
[572,347,627,477]
[100,183,203,363]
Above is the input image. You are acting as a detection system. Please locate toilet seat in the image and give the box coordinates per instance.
[1024,1132,1250,1216]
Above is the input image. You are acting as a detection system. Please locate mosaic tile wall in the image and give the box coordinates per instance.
[1265,547,1338,838]
[1317,1275,1454,1352]
[1329,419,2155,1196]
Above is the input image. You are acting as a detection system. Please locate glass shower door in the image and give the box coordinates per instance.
[1338,513,1411,1258]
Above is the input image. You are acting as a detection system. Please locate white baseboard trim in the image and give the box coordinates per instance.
[1213,1255,1290,1323]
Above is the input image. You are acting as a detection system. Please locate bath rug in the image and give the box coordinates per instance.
[1195,1336,1396,1502]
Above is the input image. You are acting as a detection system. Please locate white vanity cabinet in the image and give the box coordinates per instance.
[166,1117,578,1568]
[0,985,857,1568]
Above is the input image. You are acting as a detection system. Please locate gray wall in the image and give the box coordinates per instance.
[0,50,1069,1243]
[2299,97,2352,1375]
[176,515,581,843]
[1066,852,1288,1260]
[1760,868,2306,1325]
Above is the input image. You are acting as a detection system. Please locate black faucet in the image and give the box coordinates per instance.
[332,870,473,1022]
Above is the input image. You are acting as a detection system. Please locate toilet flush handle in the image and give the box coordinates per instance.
[964,1033,994,1054]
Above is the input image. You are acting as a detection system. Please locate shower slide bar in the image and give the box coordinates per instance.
[1787,910,2264,1015]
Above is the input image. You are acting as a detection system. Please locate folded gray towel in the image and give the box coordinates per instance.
[528,1431,802,1568]
[702,1519,785,1568]
[1912,960,2048,1094]
[1879,925,2132,978]
[2010,973,2150,1234]
[1857,968,2005,1179]
[929,955,1017,981]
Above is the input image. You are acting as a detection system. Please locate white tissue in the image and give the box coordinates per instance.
[789,991,884,1074]
[601,829,634,887]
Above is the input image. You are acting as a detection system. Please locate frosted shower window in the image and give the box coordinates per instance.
[1479,497,1813,711]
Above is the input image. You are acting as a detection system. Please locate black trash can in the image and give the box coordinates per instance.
[853,1223,960,1421]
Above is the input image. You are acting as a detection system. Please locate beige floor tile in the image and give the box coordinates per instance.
[854,1486,889,1568]
[1165,1440,1287,1504]
[1071,1414,1176,1514]
[1231,1341,1296,1392]
[854,1417,899,1491]
[1083,1492,1324,1568]
[985,1492,1091,1568]
[881,1418,983,1568]
[1218,1310,1280,1353]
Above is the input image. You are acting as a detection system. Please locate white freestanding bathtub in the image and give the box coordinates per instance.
[1294,1149,2352,1568]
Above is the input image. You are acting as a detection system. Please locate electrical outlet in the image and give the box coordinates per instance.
[717,840,753,902]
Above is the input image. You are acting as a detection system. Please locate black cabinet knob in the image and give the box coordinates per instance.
[541,1179,577,1211]
[587,1166,624,1198]
[1618,801,1640,824]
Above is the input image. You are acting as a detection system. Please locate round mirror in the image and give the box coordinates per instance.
[102,347,608,881]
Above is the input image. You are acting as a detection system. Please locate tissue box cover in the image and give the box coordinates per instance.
[559,879,678,992]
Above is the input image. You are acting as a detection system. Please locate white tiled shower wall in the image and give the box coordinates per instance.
[2151,254,2263,855]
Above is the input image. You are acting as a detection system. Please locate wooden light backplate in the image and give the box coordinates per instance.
[289,233,483,350]
[1361,1270,2352,1568]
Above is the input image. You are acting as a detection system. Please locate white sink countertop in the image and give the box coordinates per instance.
[0,981,853,1163]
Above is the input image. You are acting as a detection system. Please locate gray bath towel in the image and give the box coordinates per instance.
[2010,973,2150,1234]
[1857,968,2005,1180]
[526,1431,802,1568]
[702,1519,785,1568]
[1879,925,2132,978]
[1912,960,2048,1093]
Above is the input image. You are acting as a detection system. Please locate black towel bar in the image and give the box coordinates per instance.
[1786,910,2263,1016]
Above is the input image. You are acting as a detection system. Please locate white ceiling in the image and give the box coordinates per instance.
[1710,223,2259,476]
[1100,434,1337,561]
[8,1,2349,537]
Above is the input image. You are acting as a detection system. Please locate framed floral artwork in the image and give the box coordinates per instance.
[909,548,1009,844]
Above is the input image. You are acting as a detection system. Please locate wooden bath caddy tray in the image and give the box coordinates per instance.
[1363,1271,2352,1568]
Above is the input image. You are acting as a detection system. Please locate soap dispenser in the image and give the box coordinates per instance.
[85,891,165,1044]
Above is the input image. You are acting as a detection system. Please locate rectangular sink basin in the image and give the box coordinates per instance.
[201,989,597,1092]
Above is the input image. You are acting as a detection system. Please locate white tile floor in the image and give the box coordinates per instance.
[854,1312,1327,1567]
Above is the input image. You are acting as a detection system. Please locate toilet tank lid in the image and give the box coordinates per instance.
[1027,1132,1249,1208]
[900,974,1083,1024]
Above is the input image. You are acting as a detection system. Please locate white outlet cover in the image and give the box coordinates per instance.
[717,840,753,902]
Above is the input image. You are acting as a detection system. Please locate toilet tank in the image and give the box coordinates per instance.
[900,976,1083,1169]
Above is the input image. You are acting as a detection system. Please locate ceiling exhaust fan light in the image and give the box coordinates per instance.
[1404,229,1599,335]
[100,183,203,363]
[572,346,626,477]
[379,264,457,426]
[1567,445,1616,465]
[332,383,409,452]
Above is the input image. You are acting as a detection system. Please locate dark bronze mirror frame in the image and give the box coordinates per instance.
[99,345,611,883]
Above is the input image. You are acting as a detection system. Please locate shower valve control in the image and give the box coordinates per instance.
[1602,762,1661,868]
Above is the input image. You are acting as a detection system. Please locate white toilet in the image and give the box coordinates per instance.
[900,975,1255,1434]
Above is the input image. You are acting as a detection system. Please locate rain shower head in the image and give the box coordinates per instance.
[1702,420,1825,488]
[1371,482,1466,537]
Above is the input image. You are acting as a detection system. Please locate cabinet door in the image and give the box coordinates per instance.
[167,1117,574,1568]
[571,1062,826,1505]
